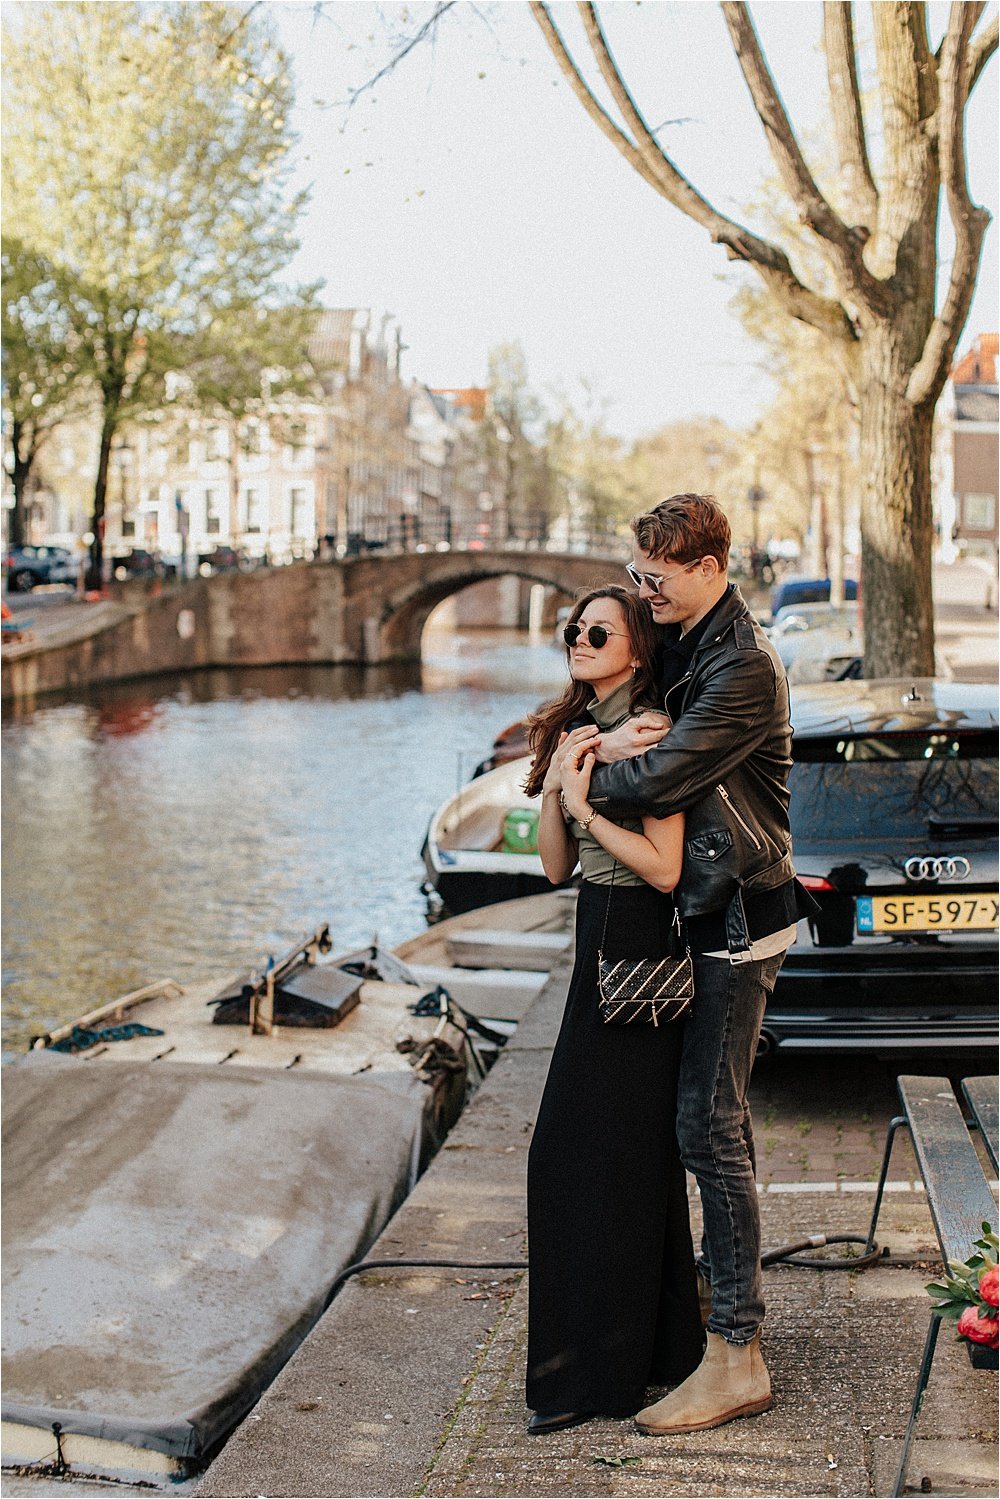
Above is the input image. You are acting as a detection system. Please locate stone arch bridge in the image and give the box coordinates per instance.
[4,549,630,697]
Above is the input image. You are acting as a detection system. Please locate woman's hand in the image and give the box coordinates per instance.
[541,725,598,794]
[540,731,569,793]
[559,739,596,823]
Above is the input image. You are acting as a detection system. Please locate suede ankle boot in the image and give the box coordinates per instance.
[635,1330,772,1435]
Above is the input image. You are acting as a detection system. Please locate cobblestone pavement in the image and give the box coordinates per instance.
[417,1191,998,1499]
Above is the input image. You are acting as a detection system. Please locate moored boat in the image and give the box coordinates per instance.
[1,895,575,1490]
[422,754,571,915]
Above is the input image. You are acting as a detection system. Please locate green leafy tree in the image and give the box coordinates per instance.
[531,1,997,676]
[1,239,95,546]
[2,1,312,586]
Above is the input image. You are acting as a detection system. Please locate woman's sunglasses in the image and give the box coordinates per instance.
[563,622,628,649]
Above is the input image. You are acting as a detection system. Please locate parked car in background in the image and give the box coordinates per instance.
[4,545,77,592]
[197,546,248,575]
[768,602,863,683]
[108,547,161,581]
[769,576,858,618]
[763,677,998,1057]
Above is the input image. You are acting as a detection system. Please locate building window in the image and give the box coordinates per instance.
[241,421,263,457]
[290,487,308,536]
[205,488,221,535]
[285,422,309,465]
[245,487,262,534]
[962,493,996,532]
[206,426,227,461]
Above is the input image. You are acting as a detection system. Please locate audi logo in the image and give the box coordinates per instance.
[903,855,972,882]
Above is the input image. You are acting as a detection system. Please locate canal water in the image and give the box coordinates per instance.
[1,627,569,1052]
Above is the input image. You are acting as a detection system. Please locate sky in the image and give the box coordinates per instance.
[271,0,998,442]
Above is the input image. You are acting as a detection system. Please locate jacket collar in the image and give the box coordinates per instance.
[687,584,752,655]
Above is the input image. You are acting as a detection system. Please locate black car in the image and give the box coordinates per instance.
[5,544,77,591]
[763,678,998,1056]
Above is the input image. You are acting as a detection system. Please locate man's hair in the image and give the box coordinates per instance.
[631,493,731,568]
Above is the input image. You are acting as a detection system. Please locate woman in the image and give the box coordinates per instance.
[523,585,703,1434]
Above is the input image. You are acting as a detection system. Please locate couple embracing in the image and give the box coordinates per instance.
[523,492,815,1437]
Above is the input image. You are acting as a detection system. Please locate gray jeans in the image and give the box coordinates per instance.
[675,950,785,1345]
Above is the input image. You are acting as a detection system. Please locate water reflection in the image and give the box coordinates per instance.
[1,629,566,1050]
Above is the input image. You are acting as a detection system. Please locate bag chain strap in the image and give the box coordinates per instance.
[598,855,691,961]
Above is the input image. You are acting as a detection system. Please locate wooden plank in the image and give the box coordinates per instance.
[960,1075,999,1177]
[33,979,184,1047]
[446,928,571,972]
[897,1075,998,1264]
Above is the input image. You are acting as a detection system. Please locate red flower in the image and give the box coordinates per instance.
[957,1304,999,1348]
[978,1264,999,1308]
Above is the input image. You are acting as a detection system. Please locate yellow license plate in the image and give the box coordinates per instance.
[856,893,1000,933]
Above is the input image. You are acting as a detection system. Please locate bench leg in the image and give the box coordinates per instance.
[892,1313,941,1498]
[865,1114,908,1254]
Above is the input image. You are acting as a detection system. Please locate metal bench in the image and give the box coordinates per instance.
[865,1074,998,1496]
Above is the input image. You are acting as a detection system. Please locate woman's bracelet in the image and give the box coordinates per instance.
[578,807,599,830]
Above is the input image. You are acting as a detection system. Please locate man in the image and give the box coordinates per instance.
[579,493,813,1435]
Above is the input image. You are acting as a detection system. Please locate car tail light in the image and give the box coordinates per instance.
[799,874,835,892]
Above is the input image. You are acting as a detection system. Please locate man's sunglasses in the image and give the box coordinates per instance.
[563,622,628,649]
[625,559,702,591]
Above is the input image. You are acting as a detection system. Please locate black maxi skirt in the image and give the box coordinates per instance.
[525,880,704,1417]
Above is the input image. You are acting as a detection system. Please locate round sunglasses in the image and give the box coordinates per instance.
[563,622,629,649]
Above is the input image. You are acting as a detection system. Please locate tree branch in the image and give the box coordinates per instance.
[908,1,991,407]
[342,1,457,111]
[720,1,891,317]
[530,3,688,200]
[822,1,879,228]
[531,2,856,344]
[577,4,723,227]
[968,10,998,94]
[865,3,938,283]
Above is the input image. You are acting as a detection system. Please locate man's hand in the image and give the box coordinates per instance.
[593,714,670,763]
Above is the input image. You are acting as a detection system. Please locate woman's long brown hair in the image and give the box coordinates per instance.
[522,586,661,797]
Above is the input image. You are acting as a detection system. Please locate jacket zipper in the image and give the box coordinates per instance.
[664,672,692,719]
[716,784,762,850]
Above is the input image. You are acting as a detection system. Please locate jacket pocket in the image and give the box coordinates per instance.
[686,828,733,863]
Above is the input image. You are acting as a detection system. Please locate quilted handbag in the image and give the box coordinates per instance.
[597,862,694,1027]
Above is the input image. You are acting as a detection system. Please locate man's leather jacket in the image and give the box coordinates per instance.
[588,585,796,929]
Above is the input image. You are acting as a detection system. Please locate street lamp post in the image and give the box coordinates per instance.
[747,484,765,554]
[804,443,828,581]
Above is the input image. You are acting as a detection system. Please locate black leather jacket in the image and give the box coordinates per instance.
[588,586,796,932]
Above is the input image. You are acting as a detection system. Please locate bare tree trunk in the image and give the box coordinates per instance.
[859,326,936,678]
[88,421,115,591]
[8,421,34,548]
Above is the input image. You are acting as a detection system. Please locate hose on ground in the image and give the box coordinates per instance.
[324,1231,885,1309]
[761,1233,883,1270]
